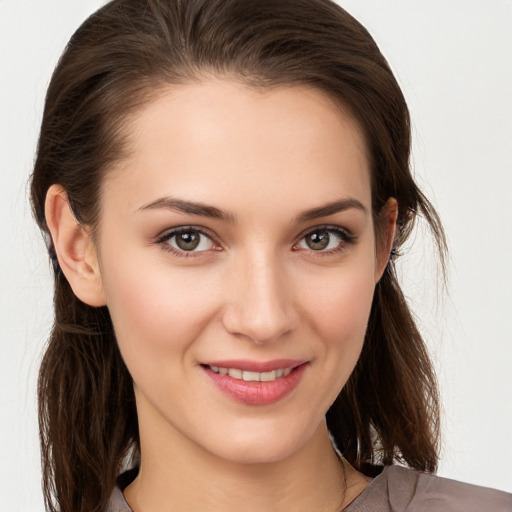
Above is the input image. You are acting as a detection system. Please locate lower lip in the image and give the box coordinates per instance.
[202,364,307,405]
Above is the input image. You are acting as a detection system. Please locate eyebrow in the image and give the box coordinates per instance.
[137,196,236,222]
[296,198,367,223]
[137,196,366,223]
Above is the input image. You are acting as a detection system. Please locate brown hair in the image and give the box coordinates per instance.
[30,1,446,510]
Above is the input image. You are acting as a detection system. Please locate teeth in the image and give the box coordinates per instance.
[228,368,243,379]
[242,370,260,382]
[209,366,293,382]
[260,370,276,382]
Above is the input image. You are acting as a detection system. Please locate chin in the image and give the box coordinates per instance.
[215,441,300,466]
[199,416,323,466]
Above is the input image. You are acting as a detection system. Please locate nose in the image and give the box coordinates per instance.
[221,251,299,344]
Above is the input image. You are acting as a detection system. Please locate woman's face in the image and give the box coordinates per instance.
[95,80,388,464]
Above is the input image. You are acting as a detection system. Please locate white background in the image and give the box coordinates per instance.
[1,0,511,509]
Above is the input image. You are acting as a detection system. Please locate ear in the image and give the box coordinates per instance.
[45,184,106,307]
[375,197,398,282]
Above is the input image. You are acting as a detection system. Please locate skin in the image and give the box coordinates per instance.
[46,80,397,512]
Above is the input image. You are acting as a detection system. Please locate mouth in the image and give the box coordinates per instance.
[206,365,293,382]
[200,360,308,405]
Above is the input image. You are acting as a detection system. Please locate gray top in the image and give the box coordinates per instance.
[105,465,512,511]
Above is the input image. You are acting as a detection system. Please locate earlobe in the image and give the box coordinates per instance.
[375,197,398,282]
[45,184,106,307]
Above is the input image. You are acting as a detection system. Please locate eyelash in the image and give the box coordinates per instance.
[155,225,356,258]
[155,226,220,258]
[293,225,356,256]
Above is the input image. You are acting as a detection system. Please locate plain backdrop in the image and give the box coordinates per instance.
[1,0,511,509]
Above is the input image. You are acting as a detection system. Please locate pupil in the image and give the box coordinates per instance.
[307,231,329,250]
[176,231,200,250]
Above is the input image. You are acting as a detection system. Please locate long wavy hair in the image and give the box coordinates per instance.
[30,1,446,510]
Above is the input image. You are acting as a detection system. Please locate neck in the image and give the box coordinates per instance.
[124,420,368,512]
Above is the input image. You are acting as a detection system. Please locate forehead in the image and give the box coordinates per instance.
[102,80,371,217]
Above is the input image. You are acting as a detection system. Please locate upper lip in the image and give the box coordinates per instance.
[200,359,307,373]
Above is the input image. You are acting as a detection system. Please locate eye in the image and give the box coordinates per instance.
[157,227,217,255]
[295,227,355,253]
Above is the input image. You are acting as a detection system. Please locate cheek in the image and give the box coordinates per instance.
[298,255,377,394]
[99,253,220,379]
[302,260,376,342]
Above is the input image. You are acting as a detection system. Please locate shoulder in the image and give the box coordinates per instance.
[103,468,137,512]
[104,486,132,512]
[345,465,512,512]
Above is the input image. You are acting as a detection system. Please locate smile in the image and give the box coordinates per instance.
[208,365,293,382]
[201,360,308,405]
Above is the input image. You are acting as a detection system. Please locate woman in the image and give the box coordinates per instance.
[30,0,512,511]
